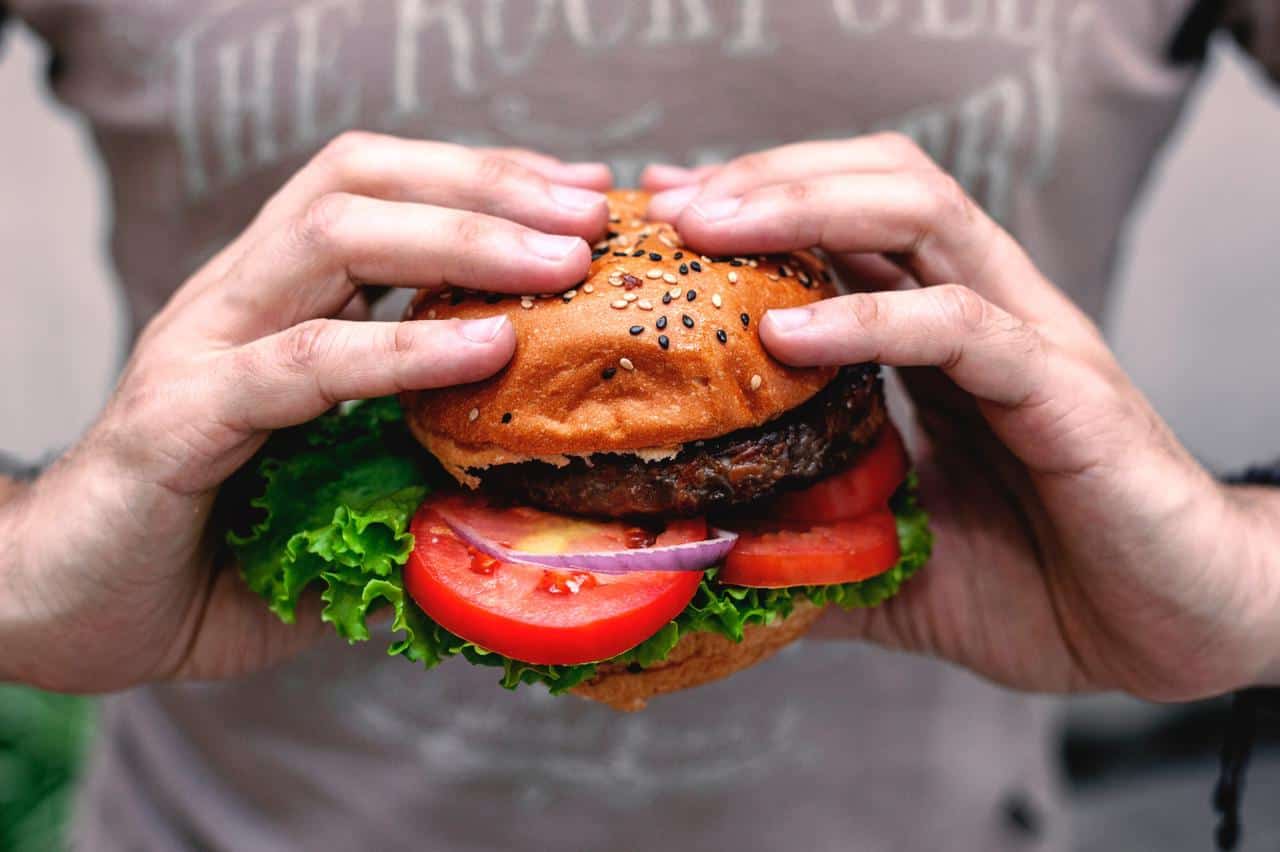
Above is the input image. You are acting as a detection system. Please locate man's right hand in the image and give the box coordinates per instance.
[0,133,611,692]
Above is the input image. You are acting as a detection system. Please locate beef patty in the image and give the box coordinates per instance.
[479,365,885,518]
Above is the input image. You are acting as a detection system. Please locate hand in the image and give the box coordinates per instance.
[0,134,612,692]
[644,136,1280,701]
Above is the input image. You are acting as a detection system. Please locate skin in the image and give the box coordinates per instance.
[0,133,612,692]
[644,134,1280,701]
[2,131,1278,701]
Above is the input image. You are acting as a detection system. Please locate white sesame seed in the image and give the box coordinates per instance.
[750,374,763,391]
[662,272,678,284]
[780,265,792,277]
[727,271,740,284]
[630,219,644,228]
[619,357,635,372]
[701,255,712,263]
[712,293,723,308]
[669,287,682,298]
[748,259,759,268]
[583,284,595,293]
[468,408,480,422]
[611,299,628,309]
[520,299,534,310]
[594,240,610,251]
[646,269,663,279]
[659,234,676,248]
[637,299,653,310]
[768,274,780,281]
[438,291,450,300]
[624,292,638,302]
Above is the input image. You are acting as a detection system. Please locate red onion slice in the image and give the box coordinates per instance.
[436,505,738,575]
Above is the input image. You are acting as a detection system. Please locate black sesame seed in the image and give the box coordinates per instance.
[450,291,465,305]
[649,252,662,262]
[662,293,673,305]
[679,263,689,275]
[658,335,670,350]
[501,412,513,424]
[613,251,628,257]
[686,290,697,302]
[656,316,668,330]
[690,261,702,272]
[730,259,744,267]
[740,312,750,328]
[632,249,645,257]
[591,248,607,260]
[483,293,503,304]
[602,367,617,380]
[820,269,832,283]
[682,314,694,328]
[716,329,728,344]
[674,251,684,260]
[629,325,644,336]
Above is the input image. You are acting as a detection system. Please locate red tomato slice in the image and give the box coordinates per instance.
[719,510,901,589]
[405,500,702,665]
[432,494,707,554]
[773,423,908,523]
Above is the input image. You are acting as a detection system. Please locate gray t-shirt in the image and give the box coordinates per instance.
[4,1,1275,850]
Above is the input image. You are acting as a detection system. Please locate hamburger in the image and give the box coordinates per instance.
[227,191,931,710]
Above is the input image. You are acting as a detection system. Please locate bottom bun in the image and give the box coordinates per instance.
[571,600,824,712]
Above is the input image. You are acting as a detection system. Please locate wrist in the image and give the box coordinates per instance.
[1223,483,1280,689]
[0,475,43,684]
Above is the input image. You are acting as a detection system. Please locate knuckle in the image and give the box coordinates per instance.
[281,318,337,372]
[450,214,491,254]
[872,131,931,168]
[727,151,770,181]
[933,284,988,333]
[924,170,976,223]
[296,192,356,251]
[780,180,813,206]
[474,153,532,191]
[843,292,882,331]
[317,130,381,172]
[390,321,420,358]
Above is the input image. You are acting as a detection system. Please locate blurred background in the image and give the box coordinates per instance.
[2,19,1278,852]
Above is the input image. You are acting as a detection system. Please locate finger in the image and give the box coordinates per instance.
[481,148,614,190]
[671,172,1082,326]
[215,316,515,432]
[253,132,610,241]
[832,253,917,292]
[640,163,719,193]
[212,194,593,338]
[648,134,927,220]
[759,287,1048,408]
[335,291,371,321]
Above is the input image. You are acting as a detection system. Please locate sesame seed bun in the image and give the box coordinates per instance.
[402,190,839,486]
[570,600,824,711]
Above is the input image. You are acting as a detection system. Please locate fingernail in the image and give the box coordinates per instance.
[548,184,607,210]
[648,184,700,218]
[763,307,813,334]
[523,231,582,260]
[458,315,509,343]
[691,196,743,222]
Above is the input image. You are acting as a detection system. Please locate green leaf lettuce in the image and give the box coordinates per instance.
[223,399,932,694]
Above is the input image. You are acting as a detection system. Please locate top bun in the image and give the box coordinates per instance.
[402,190,839,485]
